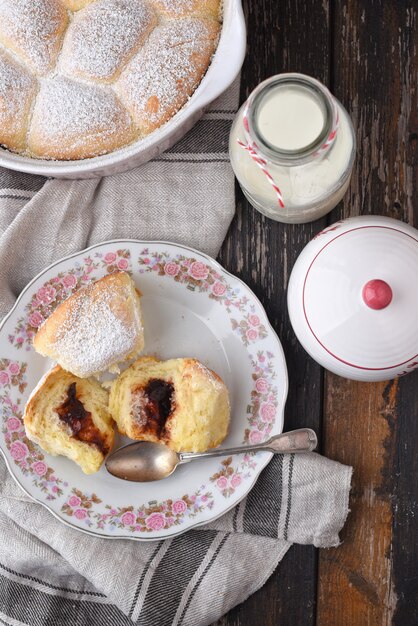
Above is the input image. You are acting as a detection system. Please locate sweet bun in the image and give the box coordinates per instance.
[115,17,220,135]
[27,76,136,160]
[0,0,221,160]
[0,0,68,76]
[0,49,38,152]
[33,272,144,378]
[24,365,114,474]
[60,0,157,84]
[109,356,230,452]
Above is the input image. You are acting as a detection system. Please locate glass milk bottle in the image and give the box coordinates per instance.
[229,73,355,223]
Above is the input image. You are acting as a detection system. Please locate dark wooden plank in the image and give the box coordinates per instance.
[318,1,418,624]
[214,0,332,623]
[393,371,418,625]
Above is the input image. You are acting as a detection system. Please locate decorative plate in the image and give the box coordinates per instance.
[0,241,287,540]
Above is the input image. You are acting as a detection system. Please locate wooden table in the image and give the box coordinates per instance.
[215,1,417,624]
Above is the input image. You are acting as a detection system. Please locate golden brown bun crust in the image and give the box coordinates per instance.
[149,0,220,19]
[61,0,95,10]
[115,17,220,135]
[33,272,144,378]
[109,356,230,452]
[24,365,114,474]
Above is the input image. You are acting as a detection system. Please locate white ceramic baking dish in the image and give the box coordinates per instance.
[0,0,246,179]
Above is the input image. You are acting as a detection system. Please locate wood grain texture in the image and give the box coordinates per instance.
[317,378,399,625]
[214,0,417,624]
[216,0,331,623]
[318,1,417,624]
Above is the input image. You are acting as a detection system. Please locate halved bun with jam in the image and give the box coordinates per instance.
[109,356,230,452]
[24,365,114,474]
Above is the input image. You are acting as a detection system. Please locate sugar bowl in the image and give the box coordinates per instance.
[287,215,418,381]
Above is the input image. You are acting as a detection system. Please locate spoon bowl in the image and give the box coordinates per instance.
[106,441,180,482]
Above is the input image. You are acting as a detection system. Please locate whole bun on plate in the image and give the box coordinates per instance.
[33,272,144,378]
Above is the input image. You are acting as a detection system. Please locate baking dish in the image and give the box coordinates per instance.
[0,0,246,179]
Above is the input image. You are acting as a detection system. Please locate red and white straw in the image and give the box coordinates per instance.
[312,99,340,157]
[237,92,340,209]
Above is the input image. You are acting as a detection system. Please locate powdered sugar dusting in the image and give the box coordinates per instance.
[29,76,134,155]
[61,0,157,82]
[116,17,219,131]
[0,49,37,138]
[0,0,221,158]
[51,279,142,378]
[0,0,68,75]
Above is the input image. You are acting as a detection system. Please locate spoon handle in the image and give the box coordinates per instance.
[178,428,317,464]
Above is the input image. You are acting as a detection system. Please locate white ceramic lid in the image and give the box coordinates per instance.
[288,215,418,381]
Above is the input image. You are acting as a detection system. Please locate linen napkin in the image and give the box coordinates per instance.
[0,81,353,626]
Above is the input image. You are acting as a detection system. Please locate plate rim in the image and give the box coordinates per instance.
[0,239,288,541]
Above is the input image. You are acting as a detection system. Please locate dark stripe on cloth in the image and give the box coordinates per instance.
[136,530,218,626]
[164,120,232,154]
[128,541,163,619]
[243,454,284,538]
[0,561,105,597]
[283,454,295,541]
[177,533,230,626]
[0,572,131,626]
[0,168,45,193]
[0,195,35,202]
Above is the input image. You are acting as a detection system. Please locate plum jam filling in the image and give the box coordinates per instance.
[56,383,108,454]
[143,378,175,436]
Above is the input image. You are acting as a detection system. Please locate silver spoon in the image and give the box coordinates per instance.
[105,428,317,482]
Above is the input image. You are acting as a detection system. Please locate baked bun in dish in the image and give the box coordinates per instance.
[24,365,114,474]
[109,356,230,452]
[0,0,221,160]
[33,272,144,378]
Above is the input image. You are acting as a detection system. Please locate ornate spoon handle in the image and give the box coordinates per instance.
[178,428,317,463]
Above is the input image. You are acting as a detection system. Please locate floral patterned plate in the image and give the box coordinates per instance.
[0,241,288,540]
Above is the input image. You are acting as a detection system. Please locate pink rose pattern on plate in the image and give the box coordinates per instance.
[95,249,131,274]
[244,350,280,444]
[95,490,214,533]
[210,455,256,498]
[231,311,268,347]
[0,360,66,500]
[61,489,102,527]
[0,359,27,393]
[1,247,283,535]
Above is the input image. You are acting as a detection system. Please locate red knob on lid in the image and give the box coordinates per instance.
[362,279,393,310]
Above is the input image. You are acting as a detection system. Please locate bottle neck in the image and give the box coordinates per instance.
[243,74,339,166]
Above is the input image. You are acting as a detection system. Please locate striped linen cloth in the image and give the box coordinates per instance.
[0,82,352,626]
